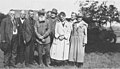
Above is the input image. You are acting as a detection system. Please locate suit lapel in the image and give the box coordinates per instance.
[19,18,22,25]
[7,17,13,41]
[8,17,13,30]
[19,18,24,25]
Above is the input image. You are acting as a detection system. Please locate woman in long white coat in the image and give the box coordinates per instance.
[50,12,72,61]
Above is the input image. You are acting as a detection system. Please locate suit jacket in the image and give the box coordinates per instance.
[1,16,18,43]
[24,17,36,43]
[34,19,51,44]
[48,17,58,38]
[16,18,26,44]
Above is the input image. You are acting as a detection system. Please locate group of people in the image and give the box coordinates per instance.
[0,8,88,68]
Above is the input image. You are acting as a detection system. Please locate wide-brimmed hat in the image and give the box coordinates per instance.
[38,10,45,16]
[77,12,83,18]
[51,8,58,15]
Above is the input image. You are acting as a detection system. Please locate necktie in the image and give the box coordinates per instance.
[12,20,16,32]
[62,22,65,27]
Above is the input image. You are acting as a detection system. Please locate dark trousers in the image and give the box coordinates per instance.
[4,43,11,66]
[50,33,54,47]
[16,35,25,64]
[4,35,18,66]
[25,38,35,65]
[37,43,50,65]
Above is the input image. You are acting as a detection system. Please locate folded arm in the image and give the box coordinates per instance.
[42,20,51,38]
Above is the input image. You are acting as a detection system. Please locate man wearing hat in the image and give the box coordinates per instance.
[48,8,58,47]
[34,11,51,67]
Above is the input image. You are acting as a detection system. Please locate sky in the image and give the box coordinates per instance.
[0,0,120,17]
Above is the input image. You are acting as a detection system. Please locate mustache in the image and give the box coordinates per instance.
[39,21,45,23]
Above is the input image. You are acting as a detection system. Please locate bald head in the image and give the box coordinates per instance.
[21,10,25,14]
[9,10,15,14]
[20,10,26,19]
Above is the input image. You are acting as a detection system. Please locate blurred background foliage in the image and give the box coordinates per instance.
[79,0,119,29]
[79,0,120,44]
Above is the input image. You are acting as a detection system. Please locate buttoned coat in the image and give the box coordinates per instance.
[50,20,72,60]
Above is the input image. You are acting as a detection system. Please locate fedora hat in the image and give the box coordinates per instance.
[51,8,58,15]
[38,10,45,16]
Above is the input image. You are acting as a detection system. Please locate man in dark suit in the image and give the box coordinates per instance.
[1,10,19,68]
[24,10,36,67]
[15,10,26,67]
[49,8,58,46]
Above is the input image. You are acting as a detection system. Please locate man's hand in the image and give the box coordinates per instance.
[39,36,44,39]
[83,43,86,47]
[24,40,26,44]
[42,39,45,42]
[59,35,65,40]
[2,40,5,43]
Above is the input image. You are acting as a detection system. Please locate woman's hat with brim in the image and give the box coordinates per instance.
[77,15,83,18]
[77,12,83,18]
[51,8,58,15]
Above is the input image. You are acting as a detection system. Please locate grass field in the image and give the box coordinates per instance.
[0,43,120,68]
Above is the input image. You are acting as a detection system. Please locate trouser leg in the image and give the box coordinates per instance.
[18,44,25,63]
[10,35,18,66]
[29,40,35,64]
[4,43,11,66]
[50,34,54,47]
[16,37,25,64]
[44,44,50,65]
[25,44,30,65]
[37,43,44,65]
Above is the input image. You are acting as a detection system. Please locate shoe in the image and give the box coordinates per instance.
[22,63,26,68]
[9,65,17,68]
[46,64,52,68]
[76,63,83,68]
[69,62,75,66]
[25,64,36,68]
[4,65,9,68]
[25,64,29,68]
[15,63,23,68]
[30,62,38,66]
[38,64,46,68]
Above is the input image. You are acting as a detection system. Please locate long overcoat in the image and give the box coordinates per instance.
[69,20,88,62]
[50,20,72,60]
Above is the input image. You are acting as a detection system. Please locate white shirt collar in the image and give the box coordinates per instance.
[20,18,25,24]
